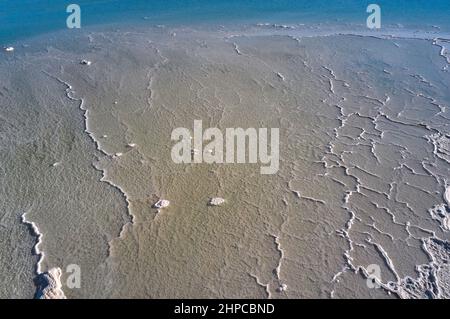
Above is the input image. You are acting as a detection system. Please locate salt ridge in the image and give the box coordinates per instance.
[42,71,135,240]
[20,210,45,275]
[21,210,66,299]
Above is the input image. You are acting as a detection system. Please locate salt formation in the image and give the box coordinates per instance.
[80,59,92,66]
[292,190,301,199]
[35,268,66,299]
[4,46,14,52]
[276,72,285,81]
[208,197,225,206]
[277,284,288,292]
[430,204,450,231]
[21,212,66,299]
[153,199,170,209]
[445,185,450,207]
[21,212,45,274]
[392,238,450,299]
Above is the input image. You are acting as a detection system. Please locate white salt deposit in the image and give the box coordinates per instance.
[36,268,66,299]
[153,199,170,209]
[208,197,225,206]
[277,284,288,292]
[444,185,450,207]
[276,72,285,81]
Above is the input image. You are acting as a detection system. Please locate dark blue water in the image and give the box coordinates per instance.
[1,0,449,43]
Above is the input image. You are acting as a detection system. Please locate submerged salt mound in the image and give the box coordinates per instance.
[208,197,225,206]
[35,268,66,299]
[153,199,170,209]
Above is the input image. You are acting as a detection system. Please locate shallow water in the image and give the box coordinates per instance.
[1,19,450,298]
[2,0,450,43]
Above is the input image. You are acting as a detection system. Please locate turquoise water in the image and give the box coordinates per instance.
[1,0,450,43]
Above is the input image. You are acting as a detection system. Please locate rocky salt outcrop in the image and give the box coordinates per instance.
[35,268,66,299]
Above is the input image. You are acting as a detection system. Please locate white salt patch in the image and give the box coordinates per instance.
[445,217,450,231]
[36,268,66,299]
[273,235,284,280]
[208,197,225,206]
[292,190,301,198]
[20,211,66,298]
[153,199,170,209]
[277,284,288,292]
[21,211,45,274]
[276,72,285,81]
[444,185,450,207]
[232,43,243,55]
